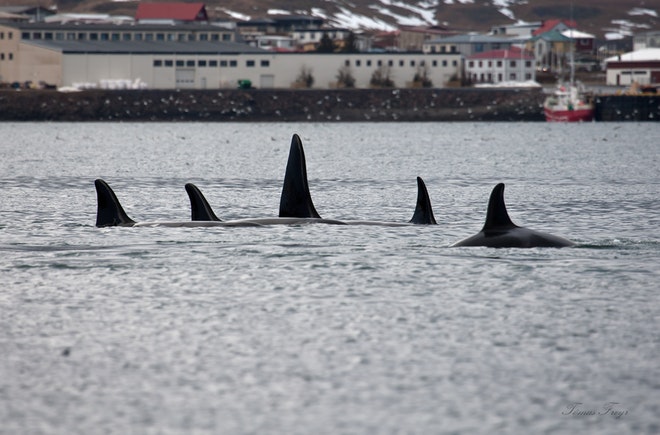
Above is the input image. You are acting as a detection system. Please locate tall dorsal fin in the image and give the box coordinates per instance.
[483,183,516,229]
[94,179,136,227]
[185,183,221,221]
[409,177,437,225]
[279,134,321,218]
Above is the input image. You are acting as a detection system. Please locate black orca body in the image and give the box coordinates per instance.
[95,179,261,228]
[185,134,437,226]
[95,134,437,228]
[452,183,574,248]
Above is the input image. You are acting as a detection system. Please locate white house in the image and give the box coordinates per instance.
[466,47,535,84]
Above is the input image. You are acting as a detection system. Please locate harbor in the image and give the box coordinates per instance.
[0,86,657,122]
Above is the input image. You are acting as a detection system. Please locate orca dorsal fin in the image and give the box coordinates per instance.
[94,179,136,227]
[279,134,321,218]
[409,177,437,225]
[483,183,516,230]
[185,183,222,221]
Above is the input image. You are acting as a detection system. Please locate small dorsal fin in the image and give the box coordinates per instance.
[483,183,516,229]
[279,134,321,218]
[409,177,437,225]
[94,179,136,227]
[185,183,221,221]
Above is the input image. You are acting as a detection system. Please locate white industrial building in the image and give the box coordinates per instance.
[0,22,462,90]
[604,48,660,86]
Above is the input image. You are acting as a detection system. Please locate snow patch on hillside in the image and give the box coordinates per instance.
[220,9,250,21]
[628,8,657,17]
[332,6,397,31]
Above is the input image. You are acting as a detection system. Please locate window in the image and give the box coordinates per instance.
[21,32,30,40]
[356,60,361,67]
[442,60,447,67]
[468,61,474,68]
[145,34,154,41]
[209,60,218,67]
[388,60,393,67]
[229,60,237,67]
[8,32,12,40]
[153,60,163,67]
[260,60,269,67]
[111,33,120,41]
[366,60,371,66]
[478,61,482,67]
[246,60,255,67]
[89,33,98,41]
[410,60,415,67]
[377,60,382,66]
[0,53,4,60]
[55,33,64,40]
[432,60,437,67]
[0,32,4,40]
[211,34,219,41]
[188,34,195,41]
[32,32,42,40]
[135,33,143,41]
[222,34,231,41]
[220,60,228,67]
[167,34,175,41]
[452,60,457,66]
[345,60,350,66]
[176,60,184,67]
[399,60,404,66]
[178,34,186,42]
[186,60,195,67]
[165,60,173,67]
[510,60,517,68]
[44,32,53,40]
[100,33,109,41]
[198,60,207,67]
[509,73,516,80]
[122,33,132,41]
[199,34,208,41]
[496,61,502,67]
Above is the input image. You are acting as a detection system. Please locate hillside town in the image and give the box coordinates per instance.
[0,2,658,91]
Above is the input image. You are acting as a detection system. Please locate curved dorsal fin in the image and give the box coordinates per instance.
[483,183,516,229]
[94,179,136,227]
[185,183,221,221]
[279,134,321,218]
[409,177,437,225]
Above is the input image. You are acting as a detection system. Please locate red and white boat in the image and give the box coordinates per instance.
[543,83,594,122]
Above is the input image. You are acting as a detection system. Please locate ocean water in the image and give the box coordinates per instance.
[1,122,659,434]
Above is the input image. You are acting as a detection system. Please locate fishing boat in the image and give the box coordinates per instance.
[543,83,594,122]
[543,26,594,122]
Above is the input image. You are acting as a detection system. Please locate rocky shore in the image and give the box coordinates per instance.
[0,88,545,122]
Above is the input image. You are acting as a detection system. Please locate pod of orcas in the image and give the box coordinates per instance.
[95,134,574,248]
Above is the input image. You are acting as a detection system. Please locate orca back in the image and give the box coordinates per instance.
[279,134,322,219]
[409,177,437,225]
[94,179,136,227]
[185,183,221,221]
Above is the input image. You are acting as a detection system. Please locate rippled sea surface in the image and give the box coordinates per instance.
[1,122,659,434]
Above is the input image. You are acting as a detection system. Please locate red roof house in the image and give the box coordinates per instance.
[466,47,537,84]
[135,2,208,22]
[532,19,577,36]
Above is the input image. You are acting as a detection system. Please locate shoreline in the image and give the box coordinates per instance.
[0,88,545,122]
[1,87,656,122]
